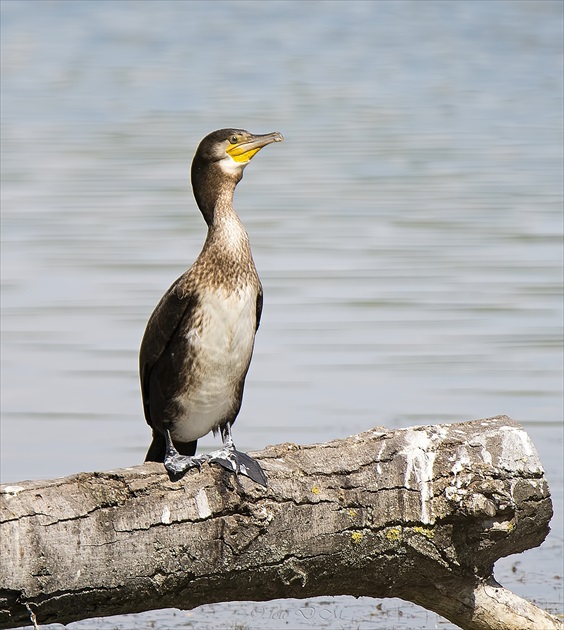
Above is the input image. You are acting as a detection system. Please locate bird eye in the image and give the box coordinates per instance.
[229,135,239,144]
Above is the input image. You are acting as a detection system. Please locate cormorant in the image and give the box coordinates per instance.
[140,128,283,486]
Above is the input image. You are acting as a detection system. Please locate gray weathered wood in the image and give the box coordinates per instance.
[0,415,560,630]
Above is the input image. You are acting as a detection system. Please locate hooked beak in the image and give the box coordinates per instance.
[226,131,284,163]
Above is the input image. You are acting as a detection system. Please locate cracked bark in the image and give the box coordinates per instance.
[0,415,560,630]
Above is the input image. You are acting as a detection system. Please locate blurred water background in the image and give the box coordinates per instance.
[1,1,562,628]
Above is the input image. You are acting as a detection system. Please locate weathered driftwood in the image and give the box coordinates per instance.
[0,415,560,630]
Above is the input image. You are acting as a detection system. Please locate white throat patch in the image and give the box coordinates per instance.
[218,154,248,176]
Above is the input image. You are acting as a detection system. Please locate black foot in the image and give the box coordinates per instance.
[164,451,208,475]
[208,446,268,487]
[163,428,207,475]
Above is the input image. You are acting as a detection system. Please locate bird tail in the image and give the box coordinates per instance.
[144,430,197,462]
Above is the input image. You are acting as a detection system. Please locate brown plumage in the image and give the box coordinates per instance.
[139,129,282,485]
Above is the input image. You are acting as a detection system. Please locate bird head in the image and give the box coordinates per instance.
[191,128,283,222]
[194,128,283,174]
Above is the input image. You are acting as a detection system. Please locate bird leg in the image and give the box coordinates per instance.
[207,423,268,487]
[163,428,208,475]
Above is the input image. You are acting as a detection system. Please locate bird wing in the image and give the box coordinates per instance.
[255,283,263,332]
[139,279,197,428]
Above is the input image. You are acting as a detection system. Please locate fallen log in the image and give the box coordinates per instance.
[0,415,560,630]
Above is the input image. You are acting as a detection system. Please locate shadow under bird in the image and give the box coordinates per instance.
[140,128,283,486]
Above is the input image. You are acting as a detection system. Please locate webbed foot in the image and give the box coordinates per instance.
[208,446,268,487]
[163,428,208,475]
[164,451,208,475]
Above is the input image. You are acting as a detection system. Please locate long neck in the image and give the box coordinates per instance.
[192,168,253,273]
[206,189,250,253]
[191,161,241,227]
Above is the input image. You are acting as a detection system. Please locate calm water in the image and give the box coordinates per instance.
[1,1,563,628]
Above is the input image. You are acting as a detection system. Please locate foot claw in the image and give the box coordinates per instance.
[164,453,208,476]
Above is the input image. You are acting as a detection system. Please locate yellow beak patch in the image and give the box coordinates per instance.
[226,143,263,163]
[225,132,283,164]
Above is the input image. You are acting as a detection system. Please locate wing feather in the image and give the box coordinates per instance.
[255,284,263,332]
[139,279,197,428]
